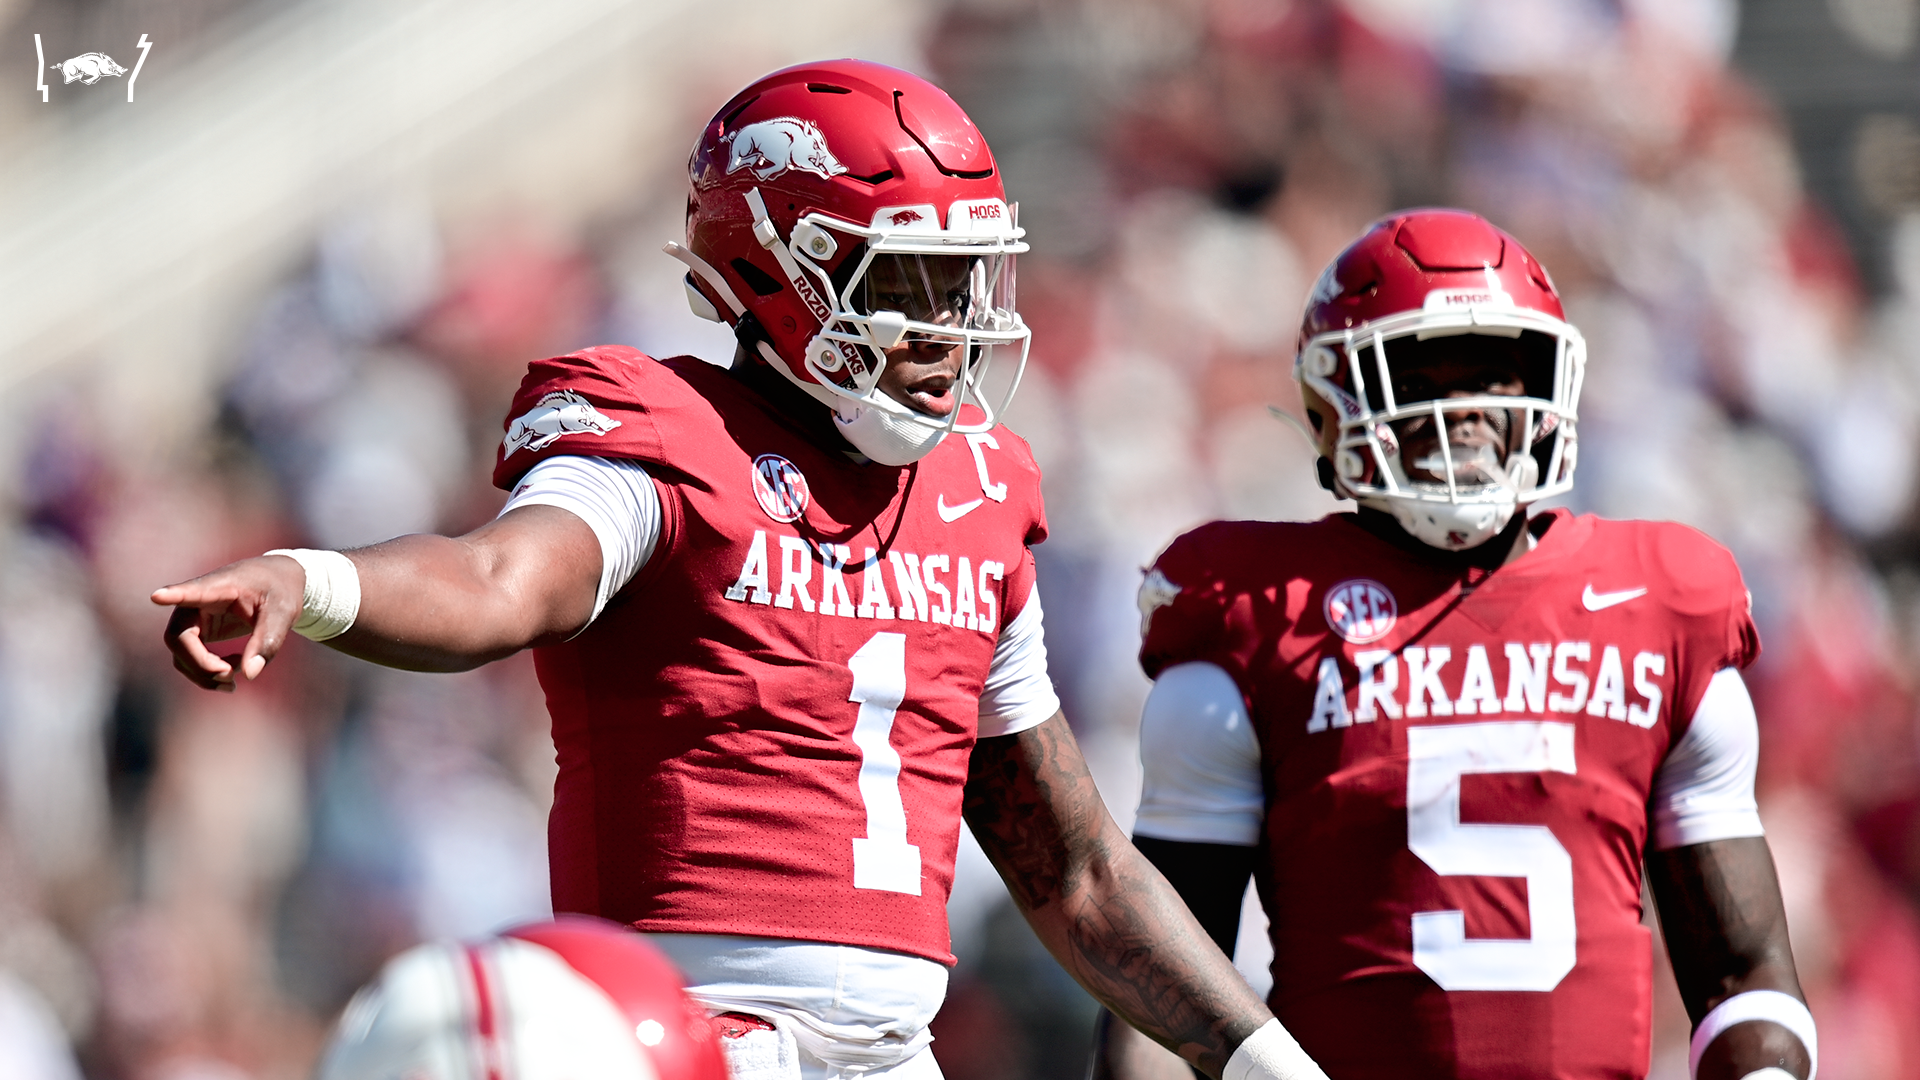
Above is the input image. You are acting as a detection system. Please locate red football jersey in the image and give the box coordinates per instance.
[1140,509,1759,1079]
[493,347,1048,965]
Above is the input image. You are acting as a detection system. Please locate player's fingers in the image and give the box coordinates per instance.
[151,577,237,607]
[172,649,234,692]
[237,595,298,681]
[165,611,235,686]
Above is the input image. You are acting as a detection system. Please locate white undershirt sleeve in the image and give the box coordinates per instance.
[499,455,661,624]
[1651,667,1766,850]
[976,584,1062,738]
[1133,661,1265,847]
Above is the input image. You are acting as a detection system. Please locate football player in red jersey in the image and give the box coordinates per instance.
[153,61,1330,1080]
[1094,209,1816,1080]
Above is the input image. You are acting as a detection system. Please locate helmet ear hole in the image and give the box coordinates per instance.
[730,258,785,297]
[1316,457,1339,493]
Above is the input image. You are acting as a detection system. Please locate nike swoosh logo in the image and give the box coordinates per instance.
[1582,584,1648,611]
[937,494,985,523]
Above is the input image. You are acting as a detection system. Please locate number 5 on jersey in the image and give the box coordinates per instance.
[847,632,922,894]
[1407,721,1577,991]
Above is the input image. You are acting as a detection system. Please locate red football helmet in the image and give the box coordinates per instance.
[1296,209,1586,549]
[314,917,728,1080]
[667,59,1029,465]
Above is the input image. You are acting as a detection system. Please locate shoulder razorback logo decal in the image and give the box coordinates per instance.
[1582,584,1647,611]
[503,390,621,457]
[1324,579,1398,644]
[723,118,848,182]
[752,454,811,523]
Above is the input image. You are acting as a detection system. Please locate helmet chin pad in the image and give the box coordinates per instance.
[834,392,950,465]
[1371,495,1518,551]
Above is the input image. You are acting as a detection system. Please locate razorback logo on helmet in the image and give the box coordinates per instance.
[503,390,622,458]
[1324,579,1397,644]
[1136,568,1182,634]
[1307,261,1343,307]
[722,118,848,182]
[871,204,940,231]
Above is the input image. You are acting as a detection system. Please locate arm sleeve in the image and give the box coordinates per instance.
[1650,667,1765,850]
[976,583,1062,738]
[1132,661,1265,847]
[498,455,661,624]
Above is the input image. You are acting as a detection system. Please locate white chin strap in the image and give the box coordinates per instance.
[834,392,949,466]
[738,338,951,466]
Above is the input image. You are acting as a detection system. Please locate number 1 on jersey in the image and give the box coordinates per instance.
[847,632,923,894]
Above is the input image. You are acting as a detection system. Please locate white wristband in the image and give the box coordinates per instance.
[1689,990,1816,1080]
[265,548,361,641]
[1224,1019,1330,1080]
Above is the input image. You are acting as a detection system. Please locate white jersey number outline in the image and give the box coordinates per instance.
[847,631,923,894]
[1406,721,1577,991]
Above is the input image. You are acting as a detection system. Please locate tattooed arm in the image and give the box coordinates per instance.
[963,712,1275,1079]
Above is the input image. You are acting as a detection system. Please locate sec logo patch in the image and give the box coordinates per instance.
[752,454,810,523]
[1324,579,1397,644]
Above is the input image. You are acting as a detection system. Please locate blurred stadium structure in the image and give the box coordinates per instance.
[3,0,1920,1078]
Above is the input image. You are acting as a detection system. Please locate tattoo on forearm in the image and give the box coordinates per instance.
[965,719,1264,1075]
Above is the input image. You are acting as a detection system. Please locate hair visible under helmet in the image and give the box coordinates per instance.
[1296,209,1586,550]
[668,59,1030,466]
[315,917,729,1080]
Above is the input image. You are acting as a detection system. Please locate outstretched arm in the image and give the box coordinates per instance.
[1647,836,1811,1080]
[963,713,1308,1079]
[152,504,601,689]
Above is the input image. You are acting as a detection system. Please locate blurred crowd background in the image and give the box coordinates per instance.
[3,0,1920,1077]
